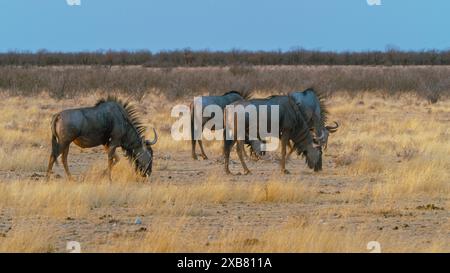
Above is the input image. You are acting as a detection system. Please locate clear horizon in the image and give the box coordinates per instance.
[1,0,449,53]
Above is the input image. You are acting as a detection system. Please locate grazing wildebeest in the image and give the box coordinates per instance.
[289,88,339,150]
[223,95,321,175]
[245,89,339,165]
[190,90,251,160]
[46,96,158,181]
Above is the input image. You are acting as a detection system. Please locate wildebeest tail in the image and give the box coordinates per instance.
[50,114,60,163]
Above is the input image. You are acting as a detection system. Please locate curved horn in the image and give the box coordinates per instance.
[315,130,325,141]
[147,128,158,145]
[325,121,339,133]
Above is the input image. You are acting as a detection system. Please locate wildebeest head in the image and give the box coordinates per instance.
[318,121,339,149]
[302,144,321,171]
[134,128,158,177]
[289,89,339,150]
[292,134,322,171]
[285,96,323,171]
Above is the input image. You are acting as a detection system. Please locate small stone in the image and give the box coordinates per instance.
[134,217,142,225]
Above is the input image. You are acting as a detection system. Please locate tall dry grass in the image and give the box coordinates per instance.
[0,175,318,219]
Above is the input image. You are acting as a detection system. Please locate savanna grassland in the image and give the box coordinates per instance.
[0,65,449,253]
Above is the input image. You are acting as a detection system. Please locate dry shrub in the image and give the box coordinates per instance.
[1,66,450,101]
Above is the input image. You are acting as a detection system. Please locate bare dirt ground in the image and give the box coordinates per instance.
[0,93,448,252]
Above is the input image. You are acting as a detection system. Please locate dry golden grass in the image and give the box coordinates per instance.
[0,176,318,219]
[95,219,373,253]
[0,91,449,253]
[1,213,447,253]
[0,223,56,253]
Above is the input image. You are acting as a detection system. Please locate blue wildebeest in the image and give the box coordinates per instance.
[289,88,339,150]
[46,96,158,181]
[223,95,321,175]
[245,89,338,165]
[190,90,251,160]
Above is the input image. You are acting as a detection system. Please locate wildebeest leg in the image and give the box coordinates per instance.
[191,139,198,160]
[46,148,60,180]
[236,140,251,175]
[46,155,57,180]
[198,140,208,160]
[242,145,250,159]
[191,116,200,160]
[241,141,253,160]
[224,139,235,174]
[61,144,73,180]
[106,146,118,181]
[280,135,290,174]
[46,154,59,181]
[286,141,295,160]
[46,133,61,180]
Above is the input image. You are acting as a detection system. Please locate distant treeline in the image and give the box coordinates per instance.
[3,49,450,66]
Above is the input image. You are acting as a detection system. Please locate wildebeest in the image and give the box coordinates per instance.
[190,90,251,160]
[46,96,158,181]
[245,89,338,165]
[223,95,321,175]
[289,88,339,150]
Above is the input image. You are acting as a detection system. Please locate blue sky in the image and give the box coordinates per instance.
[0,0,449,52]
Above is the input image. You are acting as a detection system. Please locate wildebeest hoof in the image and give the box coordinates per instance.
[282,169,290,175]
[244,170,251,175]
[250,155,260,162]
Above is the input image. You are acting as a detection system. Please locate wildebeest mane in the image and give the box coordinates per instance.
[265,94,283,100]
[303,87,329,127]
[285,96,313,156]
[223,90,253,99]
[95,96,146,139]
[96,96,151,167]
